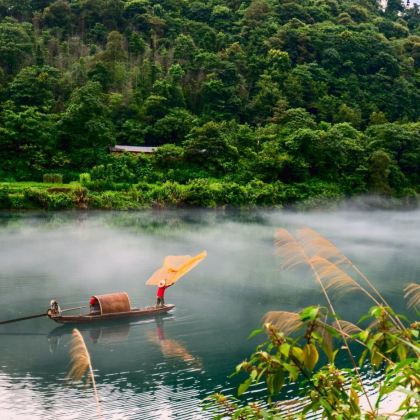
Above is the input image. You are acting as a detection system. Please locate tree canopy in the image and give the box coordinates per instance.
[0,0,419,203]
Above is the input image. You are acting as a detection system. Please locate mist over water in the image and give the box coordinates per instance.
[0,208,419,419]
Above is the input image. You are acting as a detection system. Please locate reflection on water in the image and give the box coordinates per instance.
[0,209,419,419]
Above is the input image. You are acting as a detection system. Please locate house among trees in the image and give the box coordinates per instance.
[110,145,158,154]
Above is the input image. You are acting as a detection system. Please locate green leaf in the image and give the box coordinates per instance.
[271,369,285,395]
[410,329,419,338]
[248,328,263,339]
[256,367,267,382]
[238,378,252,396]
[283,363,299,381]
[358,314,371,323]
[291,346,304,363]
[300,306,320,322]
[303,343,319,372]
[369,306,382,318]
[396,344,407,361]
[280,342,290,358]
[359,349,368,367]
[359,330,369,342]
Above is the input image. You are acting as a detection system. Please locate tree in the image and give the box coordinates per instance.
[368,150,392,195]
[366,122,420,187]
[0,104,59,177]
[101,30,127,63]
[60,81,115,167]
[0,20,32,74]
[42,0,72,35]
[144,108,195,145]
[8,65,61,108]
[183,121,238,174]
[386,0,404,15]
[128,32,146,58]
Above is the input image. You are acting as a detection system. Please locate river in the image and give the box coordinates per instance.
[0,208,419,419]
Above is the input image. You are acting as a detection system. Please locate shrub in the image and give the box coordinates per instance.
[147,181,187,207]
[79,173,91,186]
[184,179,218,207]
[87,191,142,210]
[43,173,63,183]
[23,188,73,209]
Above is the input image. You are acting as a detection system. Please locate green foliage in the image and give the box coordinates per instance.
[0,0,418,206]
[0,19,32,74]
[207,230,420,418]
[79,172,91,186]
[60,81,115,168]
[43,173,63,183]
[208,302,419,419]
[8,65,62,108]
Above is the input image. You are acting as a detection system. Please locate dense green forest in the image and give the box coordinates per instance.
[0,0,419,208]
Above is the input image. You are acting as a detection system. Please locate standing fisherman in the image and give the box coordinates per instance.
[156,280,173,307]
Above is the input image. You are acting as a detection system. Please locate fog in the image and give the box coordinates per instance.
[1,208,419,316]
[0,208,419,419]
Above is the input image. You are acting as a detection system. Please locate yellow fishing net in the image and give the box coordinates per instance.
[145,251,207,285]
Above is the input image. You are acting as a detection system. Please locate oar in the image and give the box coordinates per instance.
[0,306,87,325]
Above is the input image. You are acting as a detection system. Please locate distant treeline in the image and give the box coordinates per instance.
[0,0,419,204]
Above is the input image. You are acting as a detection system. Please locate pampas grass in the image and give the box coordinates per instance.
[333,320,362,335]
[280,227,404,330]
[67,329,101,415]
[274,228,309,270]
[263,311,303,335]
[309,256,361,298]
[404,283,420,310]
[297,228,393,309]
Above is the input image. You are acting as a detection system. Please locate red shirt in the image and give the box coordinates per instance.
[156,286,168,298]
[90,297,97,305]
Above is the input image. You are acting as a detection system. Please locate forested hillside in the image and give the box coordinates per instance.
[0,0,419,208]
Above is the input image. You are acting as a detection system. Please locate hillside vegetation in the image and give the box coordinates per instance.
[0,0,419,207]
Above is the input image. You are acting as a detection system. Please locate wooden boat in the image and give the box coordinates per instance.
[48,292,175,324]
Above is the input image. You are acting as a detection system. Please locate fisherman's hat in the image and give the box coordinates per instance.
[158,280,166,288]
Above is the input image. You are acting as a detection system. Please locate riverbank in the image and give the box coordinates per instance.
[0,180,345,210]
[1,181,418,211]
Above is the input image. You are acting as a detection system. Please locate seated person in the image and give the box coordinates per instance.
[89,296,100,314]
[48,299,61,316]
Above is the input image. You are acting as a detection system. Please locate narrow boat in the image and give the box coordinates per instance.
[48,292,175,324]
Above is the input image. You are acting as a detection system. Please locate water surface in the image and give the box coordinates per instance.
[0,209,419,419]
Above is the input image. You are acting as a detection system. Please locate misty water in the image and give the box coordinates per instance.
[0,208,419,419]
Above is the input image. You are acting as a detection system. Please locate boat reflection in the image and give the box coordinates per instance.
[47,314,174,352]
[147,317,202,369]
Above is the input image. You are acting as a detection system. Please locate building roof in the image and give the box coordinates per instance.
[110,145,158,153]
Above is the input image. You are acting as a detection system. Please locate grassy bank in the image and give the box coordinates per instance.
[0,180,348,210]
[1,180,418,211]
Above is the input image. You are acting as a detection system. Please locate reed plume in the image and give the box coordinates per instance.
[298,228,404,330]
[263,311,303,335]
[297,228,348,266]
[309,256,368,298]
[274,228,375,412]
[274,228,309,270]
[298,228,388,306]
[332,320,362,335]
[404,283,420,310]
[67,329,101,413]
